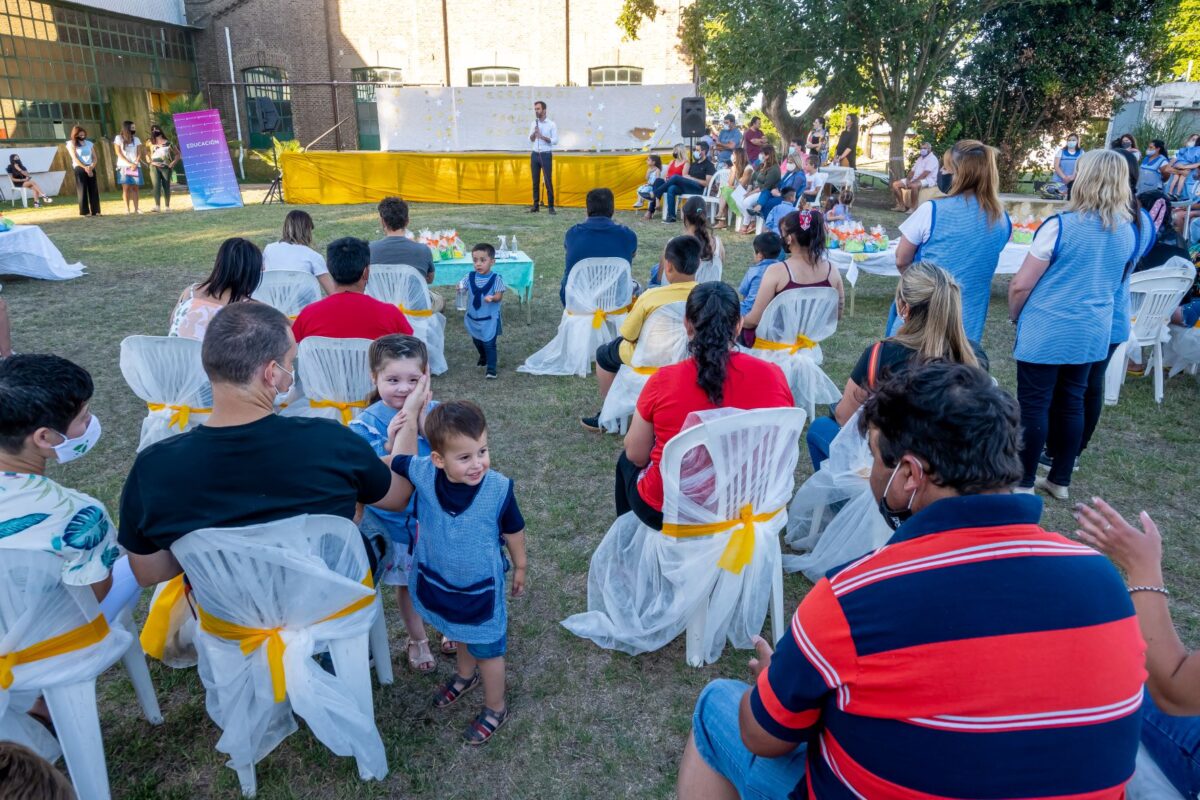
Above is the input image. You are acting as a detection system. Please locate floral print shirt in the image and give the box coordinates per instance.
[0,472,120,586]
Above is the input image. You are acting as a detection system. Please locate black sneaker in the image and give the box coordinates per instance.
[485,371,498,380]
[477,356,487,367]
[548,207,556,216]
[528,205,540,213]
[580,414,602,432]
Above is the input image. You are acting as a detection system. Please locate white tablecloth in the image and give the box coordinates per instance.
[819,166,856,187]
[0,225,86,280]
[830,240,1029,286]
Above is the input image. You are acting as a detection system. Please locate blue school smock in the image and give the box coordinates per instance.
[1014,212,1135,365]
[1059,147,1084,178]
[463,270,503,342]
[758,170,806,219]
[887,194,1011,341]
[406,457,511,644]
[1138,155,1168,194]
[1109,208,1156,346]
[350,399,435,547]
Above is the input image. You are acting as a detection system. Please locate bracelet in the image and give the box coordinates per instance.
[1128,585,1170,598]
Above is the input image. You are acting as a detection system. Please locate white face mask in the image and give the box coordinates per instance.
[920,147,930,156]
[272,361,294,405]
[52,415,101,464]
[693,150,702,160]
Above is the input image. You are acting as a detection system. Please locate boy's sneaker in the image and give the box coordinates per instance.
[580,414,602,432]
[485,371,497,380]
[476,356,487,367]
[633,199,644,209]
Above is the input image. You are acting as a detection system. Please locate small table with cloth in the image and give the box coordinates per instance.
[433,251,536,323]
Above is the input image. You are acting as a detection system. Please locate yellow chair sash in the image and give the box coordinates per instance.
[288,314,299,322]
[0,615,110,689]
[146,402,212,431]
[398,306,434,317]
[661,504,783,575]
[568,302,634,329]
[140,574,188,660]
[753,334,818,355]
[630,364,661,376]
[308,398,368,425]
[197,575,375,704]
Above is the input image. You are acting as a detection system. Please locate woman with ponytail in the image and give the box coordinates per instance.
[648,197,726,287]
[805,262,987,467]
[740,209,843,347]
[616,282,793,529]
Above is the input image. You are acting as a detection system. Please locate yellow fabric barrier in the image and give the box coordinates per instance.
[661,505,784,575]
[0,615,110,689]
[197,575,375,704]
[280,151,650,208]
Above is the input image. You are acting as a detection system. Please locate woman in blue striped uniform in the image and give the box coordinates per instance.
[1053,134,1084,196]
[892,140,1011,342]
[1137,140,1170,195]
[1009,150,1138,499]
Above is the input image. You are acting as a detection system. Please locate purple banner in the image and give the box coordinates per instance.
[175,109,243,210]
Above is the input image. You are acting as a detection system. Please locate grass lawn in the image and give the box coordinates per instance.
[2,185,1198,799]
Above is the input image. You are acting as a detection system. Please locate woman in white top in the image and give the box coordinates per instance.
[262,210,335,294]
[112,120,142,214]
[144,125,179,212]
[66,125,100,216]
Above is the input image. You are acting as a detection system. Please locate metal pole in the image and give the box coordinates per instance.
[564,0,570,86]
[224,27,245,180]
[441,0,451,86]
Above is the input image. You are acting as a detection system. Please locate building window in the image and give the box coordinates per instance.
[468,67,519,87]
[352,67,402,150]
[243,66,293,147]
[589,66,643,86]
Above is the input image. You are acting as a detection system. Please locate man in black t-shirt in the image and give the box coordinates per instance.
[654,141,718,223]
[118,302,412,586]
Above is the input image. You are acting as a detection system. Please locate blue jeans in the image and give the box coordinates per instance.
[1142,689,1200,797]
[656,175,705,221]
[691,680,808,799]
[1016,360,1092,487]
[806,416,841,470]
[473,336,498,374]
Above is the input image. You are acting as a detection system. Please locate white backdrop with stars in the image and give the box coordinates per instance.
[376,85,693,153]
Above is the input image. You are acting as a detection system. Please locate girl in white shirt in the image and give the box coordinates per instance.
[263,210,335,294]
[112,120,142,214]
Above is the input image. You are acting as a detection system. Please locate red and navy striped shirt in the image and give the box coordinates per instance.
[750,493,1146,798]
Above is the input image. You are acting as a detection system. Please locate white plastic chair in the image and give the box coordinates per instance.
[0,550,162,800]
[741,288,842,418]
[4,176,30,207]
[1163,321,1200,378]
[119,335,212,451]
[783,410,892,580]
[695,256,723,284]
[562,407,807,667]
[517,258,633,377]
[281,337,372,425]
[171,515,388,797]
[599,301,689,434]
[1104,259,1195,405]
[252,270,322,321]
[1127,742,1187,800]
[365,264,448,375]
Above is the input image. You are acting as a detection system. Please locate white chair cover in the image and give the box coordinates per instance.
[119,335,212,451]
[251,270,321,320]
[0,549,131,763]
[171,515,386,786]
[741,288,842,419]
[562,407,807,666]
[365,264,448,375]
[695,257,723,284]
[281,337,372,425]
[1164,323,1200,377]
[518,258,633,377]
[1128,742,1187,799]
[783,411,892,580]
[598,301,689,434]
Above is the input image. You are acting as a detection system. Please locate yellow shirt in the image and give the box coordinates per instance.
[618,281,697,364]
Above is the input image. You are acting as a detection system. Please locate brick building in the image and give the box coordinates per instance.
[184,0,695,150]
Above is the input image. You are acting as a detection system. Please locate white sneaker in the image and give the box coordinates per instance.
[1012,485,1035,495]
[1035,476,1069,501]
[44,197,53,204]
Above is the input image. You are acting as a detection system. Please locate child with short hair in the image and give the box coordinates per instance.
[0,741,75,800]
[739,232,783,315]
[350,334,455,670]
[826,189,853,222]
[388,390,527,745]
[762,187,797,235]
[460,244,505,379]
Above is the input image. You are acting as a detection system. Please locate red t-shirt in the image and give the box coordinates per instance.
[291,291,412,342]
[634,352,794,510]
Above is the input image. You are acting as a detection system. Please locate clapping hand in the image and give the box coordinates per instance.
[748,635,774,680]
[1074,497,1164,585]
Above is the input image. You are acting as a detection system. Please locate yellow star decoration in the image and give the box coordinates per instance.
[654,104,662,114]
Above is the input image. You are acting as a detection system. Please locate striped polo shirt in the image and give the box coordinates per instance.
[750,493,1146,798]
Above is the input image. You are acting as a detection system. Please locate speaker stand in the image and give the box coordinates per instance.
[263,173,282,204]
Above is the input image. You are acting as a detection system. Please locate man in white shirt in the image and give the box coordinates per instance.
[891,141,940,213]
[529,100,558,215]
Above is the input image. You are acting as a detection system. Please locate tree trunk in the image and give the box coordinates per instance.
[762,80,840,147]
[885,114,912,181]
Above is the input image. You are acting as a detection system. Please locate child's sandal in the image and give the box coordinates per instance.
[433,671,479,709]
[463,706,510,745]
[440,636,458,656]
[407,638,436,673]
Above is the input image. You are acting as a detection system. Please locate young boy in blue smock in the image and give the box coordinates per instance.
[738,232,783,315]
[460,243,505,379]
[762,187,798,235]
[350,334,455,672]
[388,390,527,745]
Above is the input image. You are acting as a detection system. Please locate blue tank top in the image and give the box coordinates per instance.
[463,271,502,342]
[1014,212,1135,365]
[911,195,1012,342]
[407,457,511,643]
[1109,208,1155,345]
[1059,147,1083,178]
